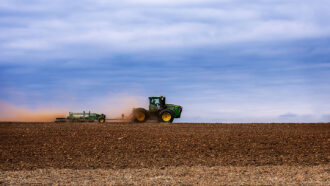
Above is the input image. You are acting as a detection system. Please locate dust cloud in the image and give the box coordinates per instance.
[92,94,147,119]
[0,100,66,122]
[0,93,147,122]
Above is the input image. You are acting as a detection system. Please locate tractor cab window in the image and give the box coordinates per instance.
[153,99,160,104]
[150,98,160,107]
[149,98,161,111]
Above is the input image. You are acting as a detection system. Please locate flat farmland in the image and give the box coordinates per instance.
[0,122,329,184]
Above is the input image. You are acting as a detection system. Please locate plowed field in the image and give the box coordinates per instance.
[0,122,329,184]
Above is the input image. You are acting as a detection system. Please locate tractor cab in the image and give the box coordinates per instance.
[149,96,166,111]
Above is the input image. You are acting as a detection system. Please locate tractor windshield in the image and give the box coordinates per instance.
[149,98,160,110]
[153,99,160,104]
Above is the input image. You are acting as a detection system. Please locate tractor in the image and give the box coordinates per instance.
[132,96,183,123]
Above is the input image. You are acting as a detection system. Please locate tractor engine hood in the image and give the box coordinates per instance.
[166,104,182,108]
[165,104,183,118]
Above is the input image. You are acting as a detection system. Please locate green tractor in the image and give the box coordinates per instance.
[132,96,183,123]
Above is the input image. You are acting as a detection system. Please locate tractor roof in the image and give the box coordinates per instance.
[149,96,164,99]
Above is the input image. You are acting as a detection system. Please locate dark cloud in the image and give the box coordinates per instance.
[1,0,330,61]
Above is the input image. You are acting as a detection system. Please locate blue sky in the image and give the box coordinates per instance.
[1,0,330,122]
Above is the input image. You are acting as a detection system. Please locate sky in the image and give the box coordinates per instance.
[0,0,330,122]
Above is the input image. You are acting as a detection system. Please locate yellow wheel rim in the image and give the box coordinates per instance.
[99,119,105,123]
[136,112,146,121]
[162,112,172,122]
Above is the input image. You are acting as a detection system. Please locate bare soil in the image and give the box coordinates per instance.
[1,165,329,185]
[0,122,329,184]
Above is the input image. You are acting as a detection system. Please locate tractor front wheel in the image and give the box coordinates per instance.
[159,109,174,123]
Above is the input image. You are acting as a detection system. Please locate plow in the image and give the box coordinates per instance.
[55,96,183,123]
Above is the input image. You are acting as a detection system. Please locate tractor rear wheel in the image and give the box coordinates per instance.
[98,117,105,123]
[133,108,148,122]
[159,109,174,123]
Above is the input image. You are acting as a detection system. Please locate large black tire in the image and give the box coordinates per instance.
[98,117,105,123]
[159,109,174,123]
[133,108,148,122]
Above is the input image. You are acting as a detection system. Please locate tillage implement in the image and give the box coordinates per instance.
[55,111,106,123]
